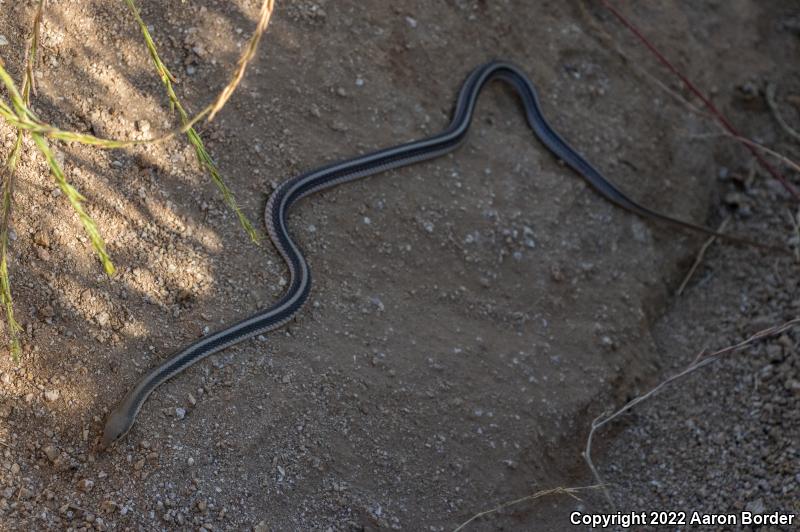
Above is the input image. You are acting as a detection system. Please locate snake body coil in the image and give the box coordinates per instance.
[100,60,736,449]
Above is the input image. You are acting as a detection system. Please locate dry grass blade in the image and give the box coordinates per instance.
[31,134,115,275]
[583,318,800,508]
[676,216,730,296]
[788,208,800,261]
[687,130,800,175]
[0,71,209,149]
[724,134,800,175]
[0,0,45,358]
[0,0,277,355]
[0,5,115,277]
[124,0,261,243]
[596,0,800,202]
[451,485,601,532]
[766,83,800,143]
[0,163,22,359]
[208,0,275,121]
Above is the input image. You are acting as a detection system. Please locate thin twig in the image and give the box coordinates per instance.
[583,318,800,508]
[451,485,601,532]
[208,0,275,121]
[597,0,800,202]
[577,1,713,122]
[580,0,800,253]
[766,83,800,143]
[787,208,800,262]
[676,216,730,295]
[689,131,800,175]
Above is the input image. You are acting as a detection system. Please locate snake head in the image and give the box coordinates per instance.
[98,409,132,452]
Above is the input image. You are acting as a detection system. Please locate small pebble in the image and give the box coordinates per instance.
[135,120,151,134]
[43,445,59,462]
[77,478,95,492]
[96,311,110,327]
[745,498,765,514]
[175,407,186,419]
[44,389,60,402]
[33,230,50,248]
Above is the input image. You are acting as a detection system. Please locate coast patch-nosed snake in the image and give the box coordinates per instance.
[100,60,770,450]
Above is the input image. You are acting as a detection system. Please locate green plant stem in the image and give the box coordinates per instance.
[124,0,260,243]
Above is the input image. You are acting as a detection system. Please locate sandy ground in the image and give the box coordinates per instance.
[0,0,797,530]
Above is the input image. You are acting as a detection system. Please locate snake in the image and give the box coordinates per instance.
[100,60,769,450]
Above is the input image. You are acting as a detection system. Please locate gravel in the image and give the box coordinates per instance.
[594,148,800,524]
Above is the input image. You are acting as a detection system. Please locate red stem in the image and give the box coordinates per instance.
[599,0,800,202]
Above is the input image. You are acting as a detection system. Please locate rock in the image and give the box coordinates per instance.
[175,407,186,419]
[33,230,50,248]
[745,498,765,514]
[254,521,269,532]
[42,445,59,462]
[724,191,750,209]
[767,344,784,363]
[369,297,384,312]
[77,478,94,492]
[44,389,59,402]
[95,311,110,327]
[135,120,151,135]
